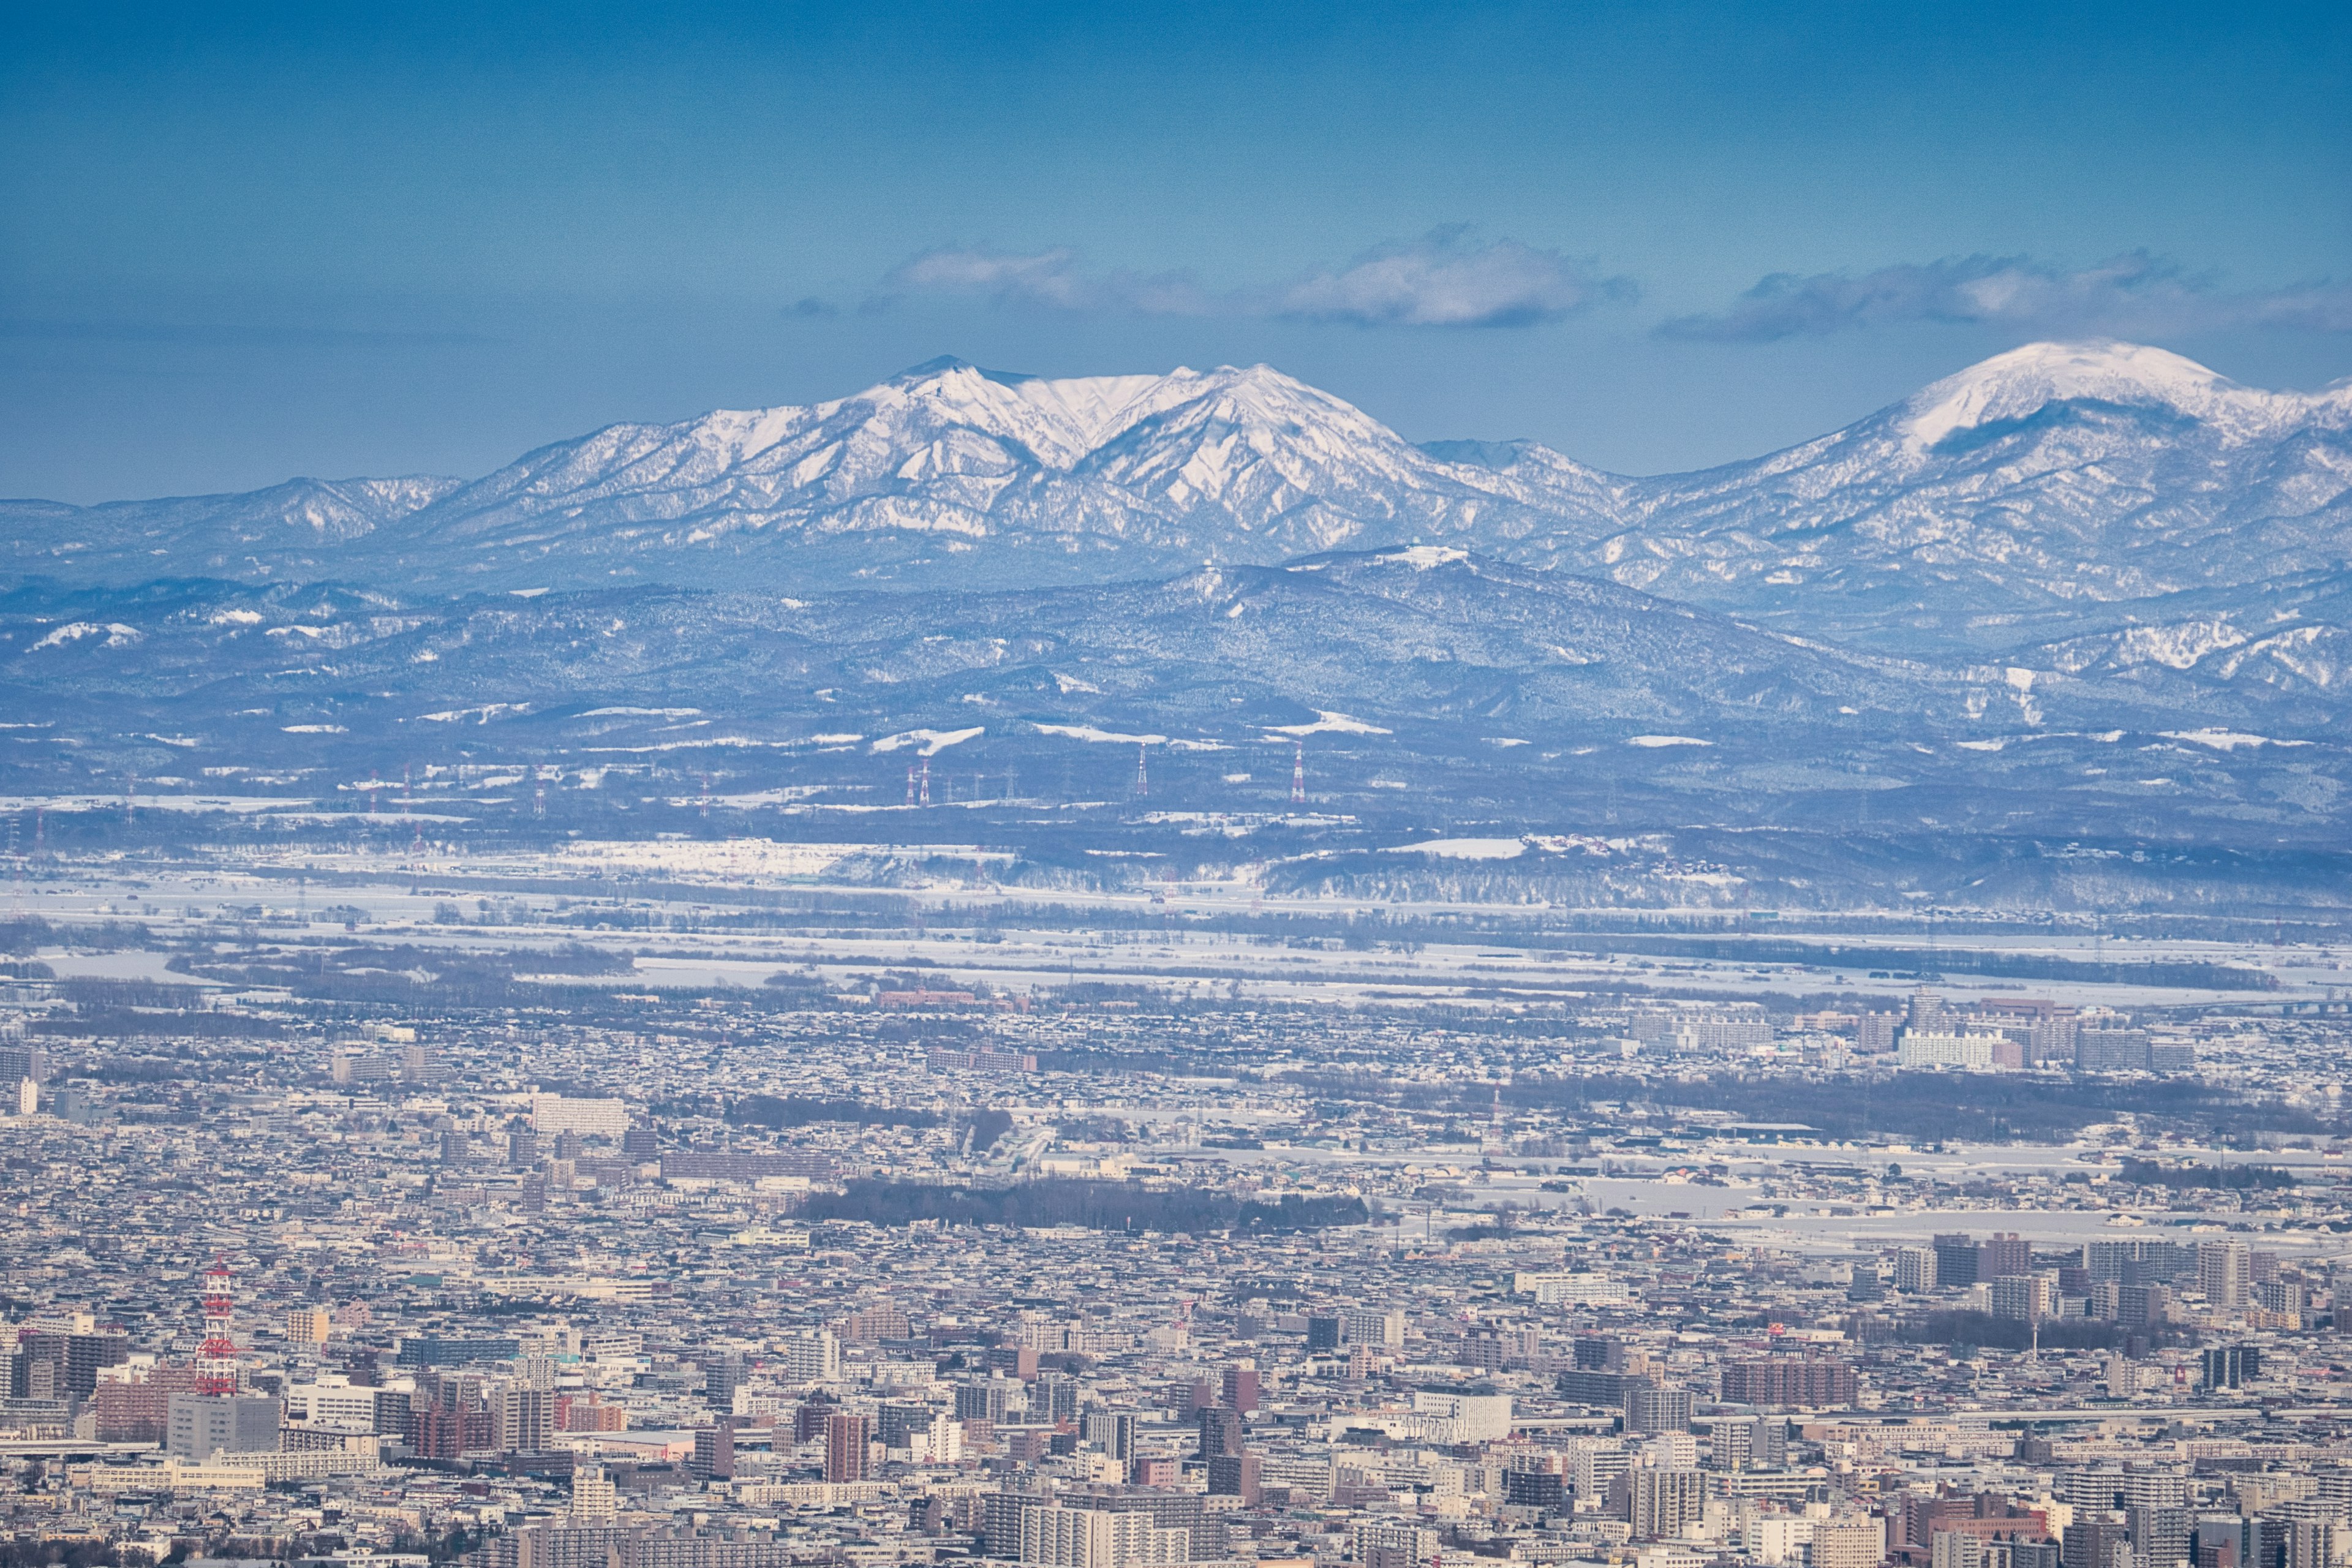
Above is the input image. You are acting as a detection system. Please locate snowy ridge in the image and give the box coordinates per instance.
[318,356,1629,588]
[1558,340,2352,643]
[10,342,2351,666]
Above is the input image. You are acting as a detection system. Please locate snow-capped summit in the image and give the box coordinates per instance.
[330,358,1621,590]
[1568,340,2352,644]
[1901,339,2346,450]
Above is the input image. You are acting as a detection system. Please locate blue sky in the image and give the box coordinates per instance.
[4,0,2347,501]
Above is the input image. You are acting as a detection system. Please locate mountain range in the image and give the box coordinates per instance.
[7,338,2352,903]
[9,341,2348,654]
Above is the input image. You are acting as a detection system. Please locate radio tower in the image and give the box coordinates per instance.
[1134,744,1149,798]
[196,1257,238,1396]
[1290,742,1306,805]
[919,757,932,807]
[905,764,916,807]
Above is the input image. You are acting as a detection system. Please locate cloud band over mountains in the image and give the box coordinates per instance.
[1659,252,2352,341]
[869,229,1634,330]
[854,239,2350,345]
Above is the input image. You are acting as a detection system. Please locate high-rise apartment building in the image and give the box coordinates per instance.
[2198,1242,2250,1310]
[824,1409,871,1483]
[1626,1384,1694,1434]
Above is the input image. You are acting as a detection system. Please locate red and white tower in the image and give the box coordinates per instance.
[197,1256,238,1396]
[1135,744,1149,798]
[919,757,932,807]
[1290,743,1306,805]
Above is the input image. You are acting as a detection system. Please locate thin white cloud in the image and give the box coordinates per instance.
[1660,251,2352,341]
[876,247,1213,316]
[1277,229,1632,328]
[871,228,1631,330]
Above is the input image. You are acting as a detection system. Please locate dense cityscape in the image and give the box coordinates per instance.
[6,852,2351,1568]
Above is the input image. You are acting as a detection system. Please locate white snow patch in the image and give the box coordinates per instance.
[1382,545,1468,569]
[419,703,529,724]
[281,723,348,734]
[206,608,265,627]
[32,622,139,650]
[1264,710,1392,736]
[1051,672,1102,694]
[1956,739,2007,752]
[1627,734,1710,748]
[1034,723,1166,745]
[872,726,986,756]
[584,706,703,717]
[2160,728,2311,752]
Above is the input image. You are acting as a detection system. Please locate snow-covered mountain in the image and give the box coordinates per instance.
[1528,341,2352,647]
[8,342,2349,659]
[3,474,462,584]
[339,357,1624,592]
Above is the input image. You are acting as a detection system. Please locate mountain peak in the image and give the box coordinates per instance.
[1899,338,2309,450]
